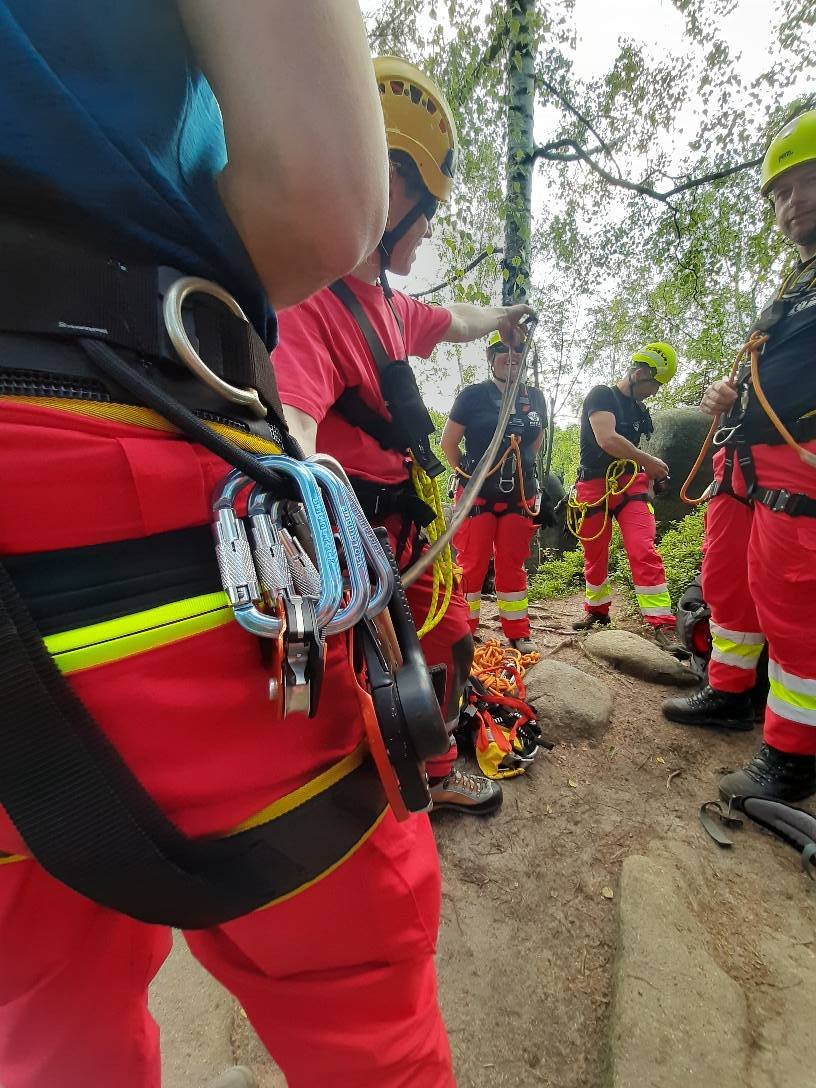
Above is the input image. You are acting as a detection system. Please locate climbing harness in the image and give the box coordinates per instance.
[0,242,449,926]
[565,459,641,542]
[455,433,539,518]
[682,261,816,510]
[458,641,549,780]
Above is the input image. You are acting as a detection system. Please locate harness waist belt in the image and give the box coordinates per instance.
[0,221,286,437]
[0,528,386,928]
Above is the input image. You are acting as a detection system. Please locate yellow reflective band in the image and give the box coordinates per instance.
[586,582,611,604]
[768,685,816,726]
[467,599,481,613]
[712,634,764,660]
[498,597,529,613]
[45,592,232,675]
[230,743,368,832]
[3,397,283,456]
[636,591,672,610]
[0,853,27,867]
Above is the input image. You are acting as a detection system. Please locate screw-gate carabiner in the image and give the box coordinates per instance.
[212,469,283,638]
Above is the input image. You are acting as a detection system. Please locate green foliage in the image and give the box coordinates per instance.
[528,545,585,599]
[548,424,580,484]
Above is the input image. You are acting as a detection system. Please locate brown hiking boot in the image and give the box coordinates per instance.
[572,612,610,631]
[652,625,691,659]
[429,766,503,815]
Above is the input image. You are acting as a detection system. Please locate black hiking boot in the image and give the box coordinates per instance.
[719,742,816,805]
[572,612,610,631]
[662,684,754,731]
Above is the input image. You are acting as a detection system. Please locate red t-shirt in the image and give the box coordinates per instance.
[272,276,451,484]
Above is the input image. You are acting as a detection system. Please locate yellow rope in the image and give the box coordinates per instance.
[410,461,454,638]
[565,458,640,542]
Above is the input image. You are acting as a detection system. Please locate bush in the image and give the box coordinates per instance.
[528,546,585,600]
[529,506,706,606]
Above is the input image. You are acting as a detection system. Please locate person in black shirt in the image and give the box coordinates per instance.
[441,331,548,653]
[664,110,816,805]
[571,343,686,656]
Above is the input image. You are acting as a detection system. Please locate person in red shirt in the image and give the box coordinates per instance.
[273,56,533,815]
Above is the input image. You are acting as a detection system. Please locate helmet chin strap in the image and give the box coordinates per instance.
[378,190,439,293]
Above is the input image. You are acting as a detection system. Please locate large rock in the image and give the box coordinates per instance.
[583,629,698,686]
[641,408,714,525]
[523,659,613,741]
[610,854,749,1088]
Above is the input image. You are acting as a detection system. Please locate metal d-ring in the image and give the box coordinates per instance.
[163,276,267,419]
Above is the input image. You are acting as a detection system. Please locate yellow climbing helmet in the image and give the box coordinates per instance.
[760,109,816,196]
[374,56,458,202]
[487,330,505,351]
[631,342,677,385]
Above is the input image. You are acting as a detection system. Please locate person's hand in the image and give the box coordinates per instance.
[699,379,738,418]
[643,455,669,480]
[497,304,536,348]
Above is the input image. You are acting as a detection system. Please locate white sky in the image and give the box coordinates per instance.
[368,0,812,421]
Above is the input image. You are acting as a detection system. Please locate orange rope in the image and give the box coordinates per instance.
[682,327,816,506]
[680,332,766,506]
[455,435,538,517]
[472,639,540,696]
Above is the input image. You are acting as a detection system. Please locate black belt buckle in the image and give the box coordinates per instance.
[771,488,792,513]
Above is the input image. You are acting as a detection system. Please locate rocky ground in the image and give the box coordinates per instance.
[151,592,816,1088]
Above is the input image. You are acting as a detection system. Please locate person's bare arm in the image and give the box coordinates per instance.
[440,419,466,470]
[178,1,388,309]
[589,411,668,479]
[443,303,534,345]
[281,405,318,457]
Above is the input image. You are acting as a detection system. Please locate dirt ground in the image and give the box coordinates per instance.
[435,591,814,1088]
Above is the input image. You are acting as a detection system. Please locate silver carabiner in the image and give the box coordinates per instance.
[212,469,283,638]
[713,423,742,447]
[163,276,267,419]
[308,454,395,620]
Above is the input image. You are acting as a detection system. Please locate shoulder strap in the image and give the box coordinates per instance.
[329,280,400,373]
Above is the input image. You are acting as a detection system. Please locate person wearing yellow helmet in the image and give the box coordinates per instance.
[664,109,816,806]
[272,54,533,829]
[571,343,687,655]
[441,331,550,654]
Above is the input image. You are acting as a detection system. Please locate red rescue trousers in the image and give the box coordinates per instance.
[703,440,816,756]
[0,397,454,1088]
[576,473,674,628]
[453,497,537,640]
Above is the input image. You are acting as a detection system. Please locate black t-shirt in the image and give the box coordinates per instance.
[449,381,546,502]
[579,384,653,476]
[741,257,816,440]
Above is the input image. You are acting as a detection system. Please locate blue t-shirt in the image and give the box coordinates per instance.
[0,1,271,340]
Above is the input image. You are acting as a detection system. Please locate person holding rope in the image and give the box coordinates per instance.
[569,344,687,656]
[0,5,465,1087]
[664,110,816,804]
[272,57,533,816]
[440,331,551,654]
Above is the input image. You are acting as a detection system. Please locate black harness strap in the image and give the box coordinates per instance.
[709,438,816,518]
[328,280,443,478]
[0,553,385,929]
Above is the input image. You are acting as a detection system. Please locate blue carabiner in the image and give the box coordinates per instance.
[306,460,385,633]
[308,454,395,620]
[255,456,343,630]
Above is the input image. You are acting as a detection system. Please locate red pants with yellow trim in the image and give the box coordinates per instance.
[576,473,674,628]
[702,448,763,694]
[702,441,816,755]
[0,398,454,1088]
[453,498,537,640]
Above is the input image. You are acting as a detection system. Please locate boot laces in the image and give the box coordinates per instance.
[447,766,491,796]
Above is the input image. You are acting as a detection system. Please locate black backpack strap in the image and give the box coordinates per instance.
[0,556,385,928]
[334,387,405,454]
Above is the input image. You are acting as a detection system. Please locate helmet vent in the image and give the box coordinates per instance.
[409,84,422,104]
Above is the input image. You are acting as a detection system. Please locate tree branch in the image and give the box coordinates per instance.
[536,76,623,179]
[530,139,762,201]
[410,247,503,299]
